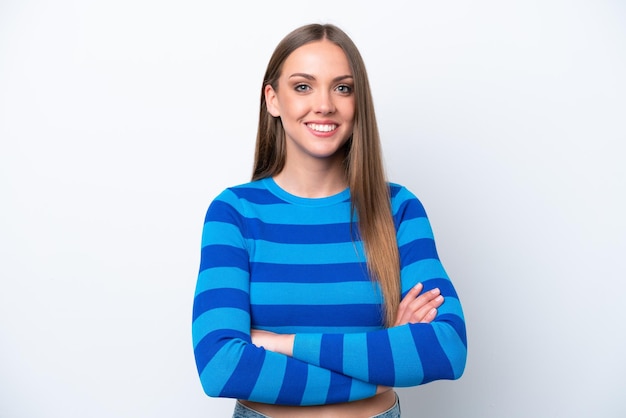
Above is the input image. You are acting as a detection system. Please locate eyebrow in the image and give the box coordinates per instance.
[288,73,354,82]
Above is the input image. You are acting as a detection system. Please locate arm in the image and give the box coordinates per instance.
[251,188,467,387]
[291,292,466,387]
[252,282,462,387]
[192,189,378,405]
[251,282,444,354]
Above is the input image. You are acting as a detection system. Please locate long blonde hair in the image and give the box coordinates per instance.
[252,24,401,327]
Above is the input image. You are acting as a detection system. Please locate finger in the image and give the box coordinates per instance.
[398,283,423,309]
[395,283,423,325]
[410,296,444,324]
[396,285,431,325]
[419,308,438,323]
[405,288,441,312]
[398,294,444,325]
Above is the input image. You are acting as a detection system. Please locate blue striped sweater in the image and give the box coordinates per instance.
[192,178,467,406]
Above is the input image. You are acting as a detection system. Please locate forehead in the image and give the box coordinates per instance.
[282,40,352,76]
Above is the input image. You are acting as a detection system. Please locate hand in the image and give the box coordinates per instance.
[394,283,444,326]
[250,329,294,356]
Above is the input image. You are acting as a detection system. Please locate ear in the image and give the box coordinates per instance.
[265,84,280,117]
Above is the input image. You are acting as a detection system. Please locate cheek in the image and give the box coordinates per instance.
[342,99,356,120]
[280,98,307,120]
[343,110,356,130]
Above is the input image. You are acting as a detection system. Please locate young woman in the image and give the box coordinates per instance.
[192,23,467,417]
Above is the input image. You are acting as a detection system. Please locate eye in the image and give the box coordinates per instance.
[336,84,353,95]
[294,83,311,92]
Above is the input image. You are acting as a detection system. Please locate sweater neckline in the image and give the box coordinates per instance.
[262,177,350,207]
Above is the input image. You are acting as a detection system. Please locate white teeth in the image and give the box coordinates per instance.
[307,123,337,132]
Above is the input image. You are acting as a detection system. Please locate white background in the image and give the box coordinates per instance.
[1,1,625,417]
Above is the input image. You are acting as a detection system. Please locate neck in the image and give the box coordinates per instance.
[273,159,347,198]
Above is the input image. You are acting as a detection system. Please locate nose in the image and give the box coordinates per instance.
[314,91,335,115]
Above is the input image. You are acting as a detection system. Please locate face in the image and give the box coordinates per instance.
[265,40,355,168]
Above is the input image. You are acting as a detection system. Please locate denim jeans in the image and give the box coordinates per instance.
[232,394,401,417]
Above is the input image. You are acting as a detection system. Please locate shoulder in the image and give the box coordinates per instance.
[388,182,429,220]
[202,180,263,219]
[205,178,286,219]
[210,179,278,205]
[388,182,423,207]
[217,179,266,198]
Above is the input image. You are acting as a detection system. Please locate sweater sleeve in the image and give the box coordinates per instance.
[192,189,378,405]
[291,189,467,387]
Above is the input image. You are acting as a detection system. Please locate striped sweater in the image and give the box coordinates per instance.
[192,178,467,406]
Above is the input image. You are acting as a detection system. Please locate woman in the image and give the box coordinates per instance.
[192,23,467,417]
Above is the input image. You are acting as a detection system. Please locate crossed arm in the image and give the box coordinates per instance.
[251,282,444,355]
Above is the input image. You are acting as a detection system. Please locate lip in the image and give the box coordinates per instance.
[305,121,339,136]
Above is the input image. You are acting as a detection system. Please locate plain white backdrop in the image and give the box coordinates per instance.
[1,1,625,417]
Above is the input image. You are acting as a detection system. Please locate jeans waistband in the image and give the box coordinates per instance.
[232,394,401,418]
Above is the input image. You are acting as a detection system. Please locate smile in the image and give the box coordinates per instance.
[306,123,337,132]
